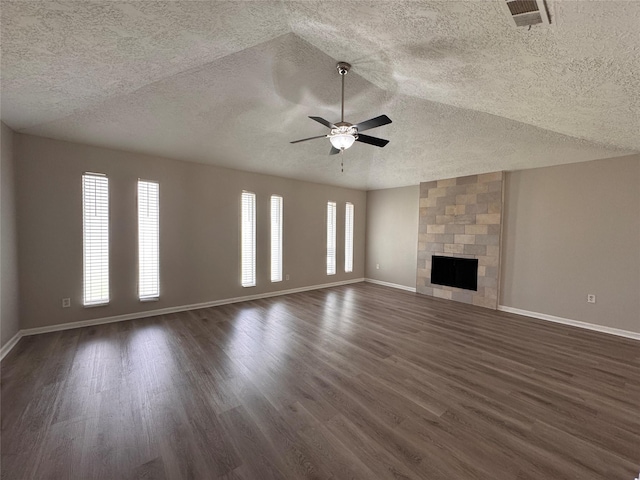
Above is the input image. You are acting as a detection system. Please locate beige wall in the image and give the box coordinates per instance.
[366,155,639,334]
[501,154,640,333]
[365,186,418,289]
[1,122,20,347]
[16,134,366,330]
[10,132,640,335]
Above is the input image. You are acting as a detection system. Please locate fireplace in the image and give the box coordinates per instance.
[430,256,478,291]
[417,172,503,308]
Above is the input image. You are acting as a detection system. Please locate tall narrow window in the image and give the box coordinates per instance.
[241,191,256,287]
[345,202,354,273]
[270,195,283,282]
[326,201,337,275]
[138,180,160,300]
[82,173,109,306]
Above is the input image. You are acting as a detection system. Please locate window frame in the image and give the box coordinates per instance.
[82,172,110,307]
[326,201,337,276]
[345,202,354,273]
[137,179,160,301]
[270,194,283,283]
[241,191,257,287]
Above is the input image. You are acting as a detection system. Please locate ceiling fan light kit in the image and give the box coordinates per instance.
[329,126,357,150]
[291,61,392,156]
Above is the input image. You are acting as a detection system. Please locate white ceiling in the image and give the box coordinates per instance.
[2,1,638,190]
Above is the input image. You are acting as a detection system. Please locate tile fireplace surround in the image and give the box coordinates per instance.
[417,172,504,309]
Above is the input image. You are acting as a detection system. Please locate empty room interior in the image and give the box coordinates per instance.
[1,1,639,479]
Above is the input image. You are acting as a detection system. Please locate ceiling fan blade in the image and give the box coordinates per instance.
[290,135,328,144]
[354,114,392,132]
[356,134,389,148]
[309,116,336,129]
[329,146,340,155]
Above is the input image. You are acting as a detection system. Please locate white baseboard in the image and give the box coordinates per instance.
[498,305,640,341]
[0,331,23,361]
[365,278,417,293]
[1,278,364,361]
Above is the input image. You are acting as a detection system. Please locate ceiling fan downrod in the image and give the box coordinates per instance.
[337,62,350,123]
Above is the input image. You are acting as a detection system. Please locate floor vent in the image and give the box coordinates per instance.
[505,0,550,27]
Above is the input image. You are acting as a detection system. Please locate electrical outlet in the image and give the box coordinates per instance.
[285,274,290,281]
[62,298,71,308]
[376,263,380,270]
[587,294,596,304]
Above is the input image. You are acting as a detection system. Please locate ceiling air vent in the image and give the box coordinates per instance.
[505,0,550,27]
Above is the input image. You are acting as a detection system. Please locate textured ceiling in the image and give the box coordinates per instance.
[1,1,638,190]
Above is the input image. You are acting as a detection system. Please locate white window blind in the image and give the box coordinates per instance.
[327,201,337,275]
[82,173,109,306]
[270,195,283,282]
[138,180,160,300]
[345,202,354,273]
[241,191,256,287]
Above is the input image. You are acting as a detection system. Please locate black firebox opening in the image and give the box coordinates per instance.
[431,256,478,291]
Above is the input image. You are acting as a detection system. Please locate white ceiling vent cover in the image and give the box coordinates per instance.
[505,0,550,27]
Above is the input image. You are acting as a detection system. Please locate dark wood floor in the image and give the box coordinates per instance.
[2,283,639,479]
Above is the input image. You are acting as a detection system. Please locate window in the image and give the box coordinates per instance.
[270,195,283,282]
[326,201,336,275]
[345,202,354,273]
[241,191,256,287]
[82,173,109,306]
[138,180,160,300]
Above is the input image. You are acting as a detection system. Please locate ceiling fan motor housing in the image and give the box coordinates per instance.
[330,124,358,137]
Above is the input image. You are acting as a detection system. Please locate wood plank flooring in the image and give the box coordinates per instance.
[2,283,639,479]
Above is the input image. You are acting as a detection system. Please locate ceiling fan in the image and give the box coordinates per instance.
[290,62,392,155]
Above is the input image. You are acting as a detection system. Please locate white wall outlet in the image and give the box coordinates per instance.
[376,263,380,270]
[285,274,290,281]
[62,298,71,308]
[587,294,596,304]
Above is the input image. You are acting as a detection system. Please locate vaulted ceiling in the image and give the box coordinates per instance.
[2,1,638,190]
